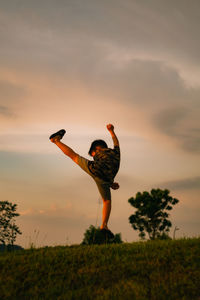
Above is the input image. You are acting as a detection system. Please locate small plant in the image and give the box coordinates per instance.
[82,225,123,245]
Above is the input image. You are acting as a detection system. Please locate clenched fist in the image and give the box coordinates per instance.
[107,124,114,131]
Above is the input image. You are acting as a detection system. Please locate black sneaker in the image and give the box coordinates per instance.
[100,228,114,239]
[49,129,66,140]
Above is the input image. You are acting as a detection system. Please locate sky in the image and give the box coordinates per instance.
[0,0,200,247]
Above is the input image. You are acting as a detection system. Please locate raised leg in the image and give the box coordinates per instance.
[51,138,78,162]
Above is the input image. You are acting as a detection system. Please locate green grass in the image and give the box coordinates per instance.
[0,238,200,299]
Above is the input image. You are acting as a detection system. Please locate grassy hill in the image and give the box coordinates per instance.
[0,238,200,299]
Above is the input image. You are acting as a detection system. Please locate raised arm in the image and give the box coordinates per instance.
[106,124,119,147]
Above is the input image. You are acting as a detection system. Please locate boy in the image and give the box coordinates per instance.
[49,124,120,231]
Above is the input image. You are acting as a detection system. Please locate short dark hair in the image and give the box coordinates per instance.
[88,139,108,156]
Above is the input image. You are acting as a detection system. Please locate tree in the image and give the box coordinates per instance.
[0,201,22,245]
[128,189,179,240]
[82,225,123,245]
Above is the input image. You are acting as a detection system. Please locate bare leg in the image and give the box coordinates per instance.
[51,138,78,162]
[100,199,111,230]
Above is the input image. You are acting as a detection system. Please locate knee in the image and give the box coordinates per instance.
[102,199,111,204]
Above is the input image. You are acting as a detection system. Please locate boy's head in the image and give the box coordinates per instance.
[88,139,108,157]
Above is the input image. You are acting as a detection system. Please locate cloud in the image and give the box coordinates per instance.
[1,58,200,155]
[153,104,200,153]
[0,80,26,104]
[1,0,200,86]
[85,58,200,153]
[160,176,200,191]
[19,202,72,217]
[0,80,27,122]
[0,106,12,117]
[1,1,200,130]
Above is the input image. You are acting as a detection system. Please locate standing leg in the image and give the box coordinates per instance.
[95,182,112,230]
[101,199,111,230]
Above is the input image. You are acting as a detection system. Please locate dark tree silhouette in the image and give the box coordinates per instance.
[82,225,123,245]
[128,189,179,240]
[0,201,22,245]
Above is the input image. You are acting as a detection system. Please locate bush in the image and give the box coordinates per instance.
[82,225,123,245]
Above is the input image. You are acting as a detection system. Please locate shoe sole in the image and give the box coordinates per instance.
[49,129,66,140]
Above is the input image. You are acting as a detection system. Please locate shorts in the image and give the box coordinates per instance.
[76,155,111,200]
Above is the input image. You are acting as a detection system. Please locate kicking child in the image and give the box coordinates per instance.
[49,124,120,231]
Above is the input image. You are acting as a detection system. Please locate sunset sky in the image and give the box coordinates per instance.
[1,0,199,247]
